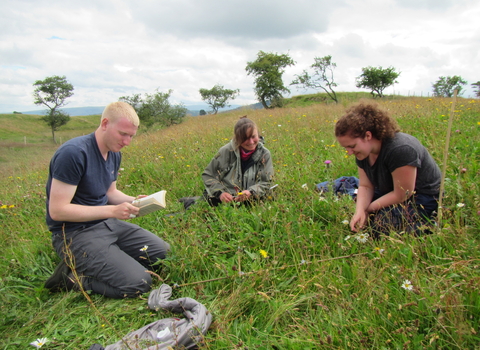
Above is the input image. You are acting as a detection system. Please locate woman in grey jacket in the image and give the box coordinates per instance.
[202,117,274,206]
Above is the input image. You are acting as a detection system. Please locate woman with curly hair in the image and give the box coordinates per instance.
[335,101,441,238]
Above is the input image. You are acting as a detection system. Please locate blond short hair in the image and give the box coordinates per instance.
[101,101,140,127]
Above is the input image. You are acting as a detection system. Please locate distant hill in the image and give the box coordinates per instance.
[19,103,260,117]
[21,106,105,116]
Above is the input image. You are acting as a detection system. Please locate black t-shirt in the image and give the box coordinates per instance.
[356,132,441,196]
[46,133,121,234]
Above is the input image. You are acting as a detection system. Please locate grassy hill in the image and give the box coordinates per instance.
[0,94,479,349]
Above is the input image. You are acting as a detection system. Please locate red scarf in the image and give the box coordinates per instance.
[240,147,255,161]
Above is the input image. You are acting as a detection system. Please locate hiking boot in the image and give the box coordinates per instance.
[44,260,74,292]
[178,196,202,210]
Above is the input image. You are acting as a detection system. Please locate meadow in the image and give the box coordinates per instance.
[0,95,479,349]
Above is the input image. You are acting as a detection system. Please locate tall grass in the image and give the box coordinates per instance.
[0,97,479,349]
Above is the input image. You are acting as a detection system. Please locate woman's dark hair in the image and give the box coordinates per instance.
[335,101,400,141]
[233,116,257,148]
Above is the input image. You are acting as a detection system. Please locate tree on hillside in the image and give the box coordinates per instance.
[199,84,240,114]
[32,75,74,143]
[119,89,187,128]
[291,55,338,103]
[355,66,400,98]
[432,76,467,97]
[472,81,480,98]
[246,51,295,109]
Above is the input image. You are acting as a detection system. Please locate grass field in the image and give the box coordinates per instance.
[0,95,479,349]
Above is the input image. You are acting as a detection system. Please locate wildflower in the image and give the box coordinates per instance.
[278,124,282,127]
[140,245,148,252]
[456,203,465,208]
[461,168,467,173]
[374,247,385,254]
[30,338,49,348]
[324,160,332,168]
[401,279,413,291]
[259,249,268,258]
[342,220,349,225]
[344,235,351,241]
[355,232,369,243]
[300,259,306,264]
[301,183,308,190]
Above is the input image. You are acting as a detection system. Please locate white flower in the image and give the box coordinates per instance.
[30,338,48,348]
[344,235,351,241]
[374,247,385,254]
[301,183,308,189]
[278,124,282,127]
[300,259,306,264]
[342,220,349,225]
[140,245,148,252]
[456,203,465,208]
[401,279,413,291]
[355,232,369,243]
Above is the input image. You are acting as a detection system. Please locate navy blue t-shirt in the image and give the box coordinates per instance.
[46,133,121,234]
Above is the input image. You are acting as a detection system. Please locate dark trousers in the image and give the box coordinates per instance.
[52,218,170,298]
[369,192,439,239]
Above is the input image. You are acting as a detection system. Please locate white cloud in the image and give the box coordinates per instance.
[0,0,478,113]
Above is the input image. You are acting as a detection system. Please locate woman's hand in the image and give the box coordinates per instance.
[350,210,368,232]
[234,190,252,202]
[219,192,235,203]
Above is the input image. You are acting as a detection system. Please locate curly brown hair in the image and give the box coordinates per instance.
[335,101,400,141]
[233,116,258,149]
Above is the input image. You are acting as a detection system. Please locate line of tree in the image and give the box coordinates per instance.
[31,65,477,141]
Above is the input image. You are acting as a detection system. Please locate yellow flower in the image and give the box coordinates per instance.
[259,249,268,258]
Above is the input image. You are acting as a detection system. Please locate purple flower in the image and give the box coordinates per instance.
[324,160,332,168]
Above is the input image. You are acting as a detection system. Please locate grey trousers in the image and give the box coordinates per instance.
[52,218,170,298]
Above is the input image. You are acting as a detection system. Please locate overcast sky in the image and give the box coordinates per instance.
[1,0,479,113]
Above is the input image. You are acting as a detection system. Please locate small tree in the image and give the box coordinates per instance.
[199,84,240,114]
[246,51,295,109]
[355,66,400,98]
[119,89,187,128]
[33,75,74,143]
[432,76,467,97]
[291,55,338,103]
[472,81,480,98]
[199,109,207,116]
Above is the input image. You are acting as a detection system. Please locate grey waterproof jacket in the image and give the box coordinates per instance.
[202,139,274,199]
[90,284,212,350]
